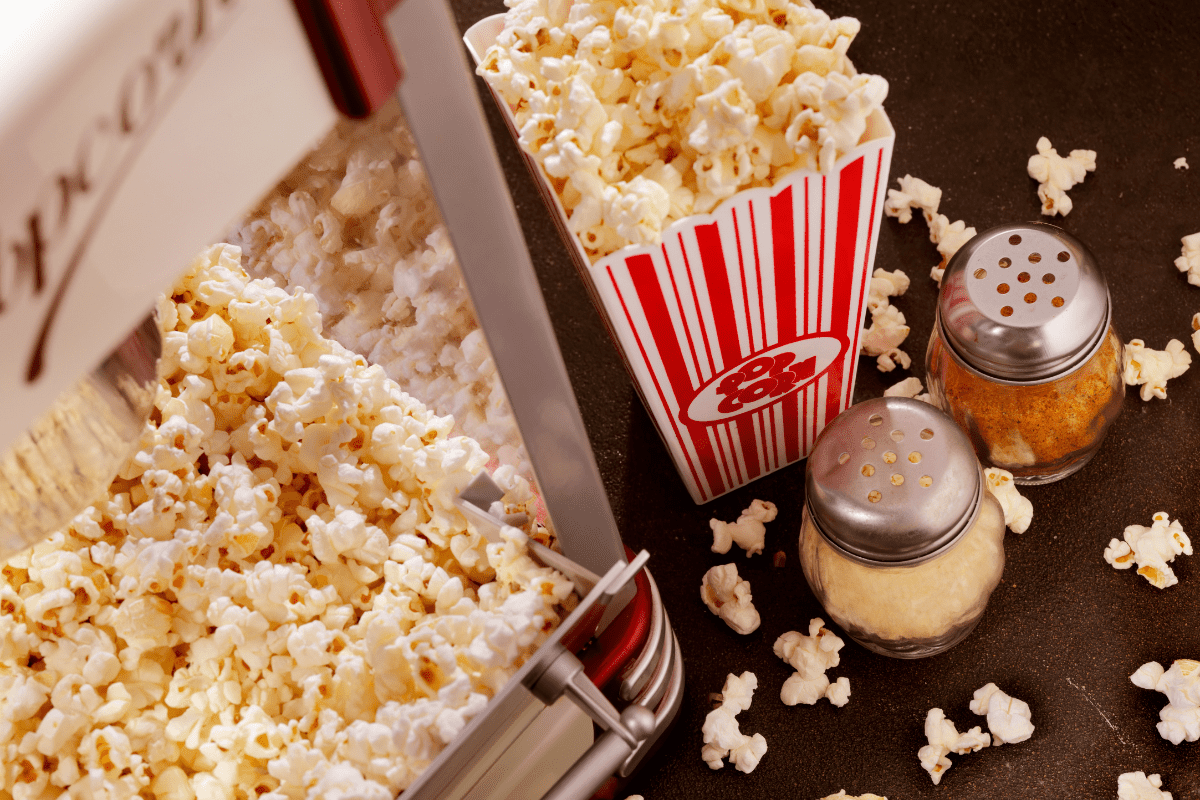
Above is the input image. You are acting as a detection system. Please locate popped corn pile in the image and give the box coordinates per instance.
[1131,659,1200,745]
[709,499,777,557]
[0,245,575,800]
[772,618,849,707]
[477,0,889,261]
[1104,511,1193,589]
[700,563,760,635]
[228,100,530,480]
[701,671,767,773]
[1026,136,1096,217]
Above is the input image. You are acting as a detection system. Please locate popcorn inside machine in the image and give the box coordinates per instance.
[0,0,681,797]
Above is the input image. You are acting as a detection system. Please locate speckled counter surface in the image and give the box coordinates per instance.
[449,1,1200,796]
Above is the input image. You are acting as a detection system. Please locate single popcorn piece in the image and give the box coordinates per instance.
[969,683,1034,745]
[478,0,889,261]
[0,244,577,800]
[1118,771,1174,800]
[918,708,991,785]
[1104,512,1193,589]
[701,563,761,634]
[1175,157,1189,170]
[1192,313,1200,354]
[860,303,909,358]
[883,376,932,404]
[773,618,849,707]
[883,174,942,224]
[1131,659,1200,744]
[861,268,911,364]
[1123,339,1191,401]
[1174,232,1200,287]
[701,672,768,773]
[710,499,778,557]
[1026,136,1097,217]
[821,793,887,800]
[983,468,1033,534]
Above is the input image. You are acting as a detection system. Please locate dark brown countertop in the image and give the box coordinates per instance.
[449,0,1200,796]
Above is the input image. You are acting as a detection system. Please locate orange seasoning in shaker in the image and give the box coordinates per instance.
[926,223,1124,484]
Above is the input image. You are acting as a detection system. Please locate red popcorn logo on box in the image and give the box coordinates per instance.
[595,140,893,503]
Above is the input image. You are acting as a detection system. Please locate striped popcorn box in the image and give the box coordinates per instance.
[466,19,894,503]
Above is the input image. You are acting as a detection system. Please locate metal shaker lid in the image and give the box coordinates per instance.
[805,397,983,565]
[937,222,1110,381]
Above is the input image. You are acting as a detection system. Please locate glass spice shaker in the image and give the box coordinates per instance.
[926,222,1124,484]
[799,396,1006,659]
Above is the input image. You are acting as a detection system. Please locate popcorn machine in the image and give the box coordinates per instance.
[0,0,680,797]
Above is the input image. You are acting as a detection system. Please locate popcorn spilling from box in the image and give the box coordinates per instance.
[710,499,777,557]
[917,708,990,785]
[1104,512,1192,589]
[1131,659,1200,745]
[701,563,761,634]
[701,671,767,773]
[1026,136,1096,217]
[1123,338,1191,401]
[983,468,1033,534]
[773,618,850,707]
[477,0,889,261]
[0,245,574,799]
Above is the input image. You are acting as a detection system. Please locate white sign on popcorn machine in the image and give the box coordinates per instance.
[0,1,680,798]
[465,16,895,504]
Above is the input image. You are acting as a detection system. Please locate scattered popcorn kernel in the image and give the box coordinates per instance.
[710,499,777,557]
[883,174,941,224]
[773,618,849,707]
[1131,659,1200,744]
[1174,232,1200,287]
[860,303,909,358]
[1026,136,1096,217]
[969,683,1034,745]
[1123,339,1191,401]
[1118,771,1174,800]
[1174,157,1189,170]
[983,469,1033,534]
[820,792,887,800]
[1192,313,1200,355]
[701,563,761,635]
[881,174,974,284]
[701,672,768,773]
[917,708,990,785]
[1104,512,1192,589]
[883,376,932,404]
[875,347,911,373]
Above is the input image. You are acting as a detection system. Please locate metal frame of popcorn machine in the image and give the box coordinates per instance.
[0,0,681,797]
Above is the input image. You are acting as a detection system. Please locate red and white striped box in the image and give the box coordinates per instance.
[466,19,894,503]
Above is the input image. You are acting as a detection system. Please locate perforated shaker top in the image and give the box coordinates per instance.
[937,222,1111,381]
[805,397,983,565]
